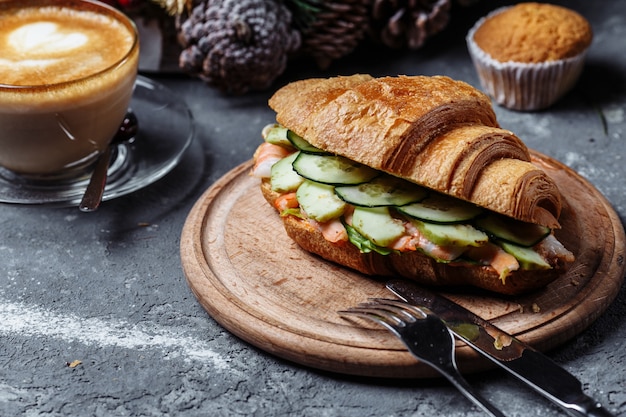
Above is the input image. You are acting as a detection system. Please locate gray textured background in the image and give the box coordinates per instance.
[1,1,625,416]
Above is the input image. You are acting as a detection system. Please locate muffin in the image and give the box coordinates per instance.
[467,3,592,111]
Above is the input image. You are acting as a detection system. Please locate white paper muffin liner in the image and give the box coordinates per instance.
[466,7,589,111]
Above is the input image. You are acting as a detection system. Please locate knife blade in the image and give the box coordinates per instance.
[386,279,615,417]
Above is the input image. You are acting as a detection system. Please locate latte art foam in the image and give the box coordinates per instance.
[0,7,134,86]
[0,0,139,177]
[10,22,88,52]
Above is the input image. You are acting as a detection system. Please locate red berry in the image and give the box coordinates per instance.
[118,0,142,8]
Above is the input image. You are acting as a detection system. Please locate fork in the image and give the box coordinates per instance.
[340,298,506,417]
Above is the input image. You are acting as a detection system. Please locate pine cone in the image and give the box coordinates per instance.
[369,0,451,49]
[455,0,481,6]
[177,0,301,94]
[290,0,370,69]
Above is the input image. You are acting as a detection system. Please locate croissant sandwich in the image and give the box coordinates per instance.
[251,75,574,295]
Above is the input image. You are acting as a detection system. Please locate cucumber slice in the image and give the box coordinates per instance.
[264,125,292,148]
[475,213,551,247]
[270,152,304,192]
[287,130,328,155]
[351,206,406,247]
[335,175,429,207]
[343,222,394,255]
[413,219,489,247]
[292,153,379,185]
[296,180,346,222]
[397,193,483,224]
[498,241,551,270]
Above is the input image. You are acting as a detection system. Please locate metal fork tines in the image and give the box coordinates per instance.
[340,298,506,417]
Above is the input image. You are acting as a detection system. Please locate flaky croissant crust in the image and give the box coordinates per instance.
[269,75,562,228]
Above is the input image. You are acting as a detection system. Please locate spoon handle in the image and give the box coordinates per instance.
[79,146,112,212]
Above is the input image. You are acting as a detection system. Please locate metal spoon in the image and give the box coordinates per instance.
[79,111,138,212]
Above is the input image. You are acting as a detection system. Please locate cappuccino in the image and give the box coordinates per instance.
[0,0,139,177]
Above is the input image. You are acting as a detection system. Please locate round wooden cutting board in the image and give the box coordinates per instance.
[180,151,625,378]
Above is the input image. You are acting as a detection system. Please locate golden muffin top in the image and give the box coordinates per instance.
[473,2,592,63]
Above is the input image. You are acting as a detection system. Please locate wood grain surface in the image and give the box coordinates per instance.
[180,152,625,378]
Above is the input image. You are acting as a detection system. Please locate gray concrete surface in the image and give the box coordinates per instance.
[1,1,625,416]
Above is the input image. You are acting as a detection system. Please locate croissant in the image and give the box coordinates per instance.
[254,75,574,295]
[269,75,561,228]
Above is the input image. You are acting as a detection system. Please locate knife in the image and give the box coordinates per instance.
[386,279,615,417]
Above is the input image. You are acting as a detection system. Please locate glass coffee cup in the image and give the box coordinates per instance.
[0,0,139,180]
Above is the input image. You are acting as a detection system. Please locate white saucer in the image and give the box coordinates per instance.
[0,76,194,206]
